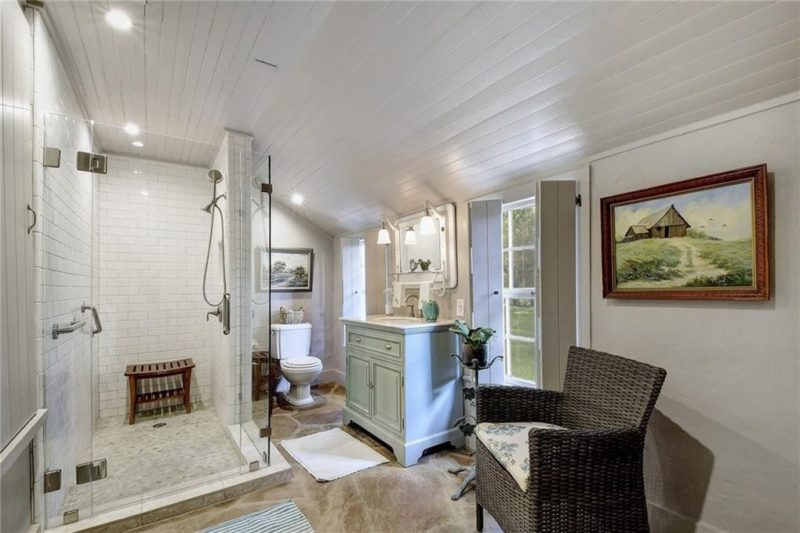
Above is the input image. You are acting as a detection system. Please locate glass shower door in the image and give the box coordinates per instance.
[40,117,268,529]
[41,113,100,527]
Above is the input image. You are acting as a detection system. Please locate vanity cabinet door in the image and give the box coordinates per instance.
[346,352,371,417]
[371,360,403,434]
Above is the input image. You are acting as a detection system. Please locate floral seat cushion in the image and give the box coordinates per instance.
[475,421,567,491]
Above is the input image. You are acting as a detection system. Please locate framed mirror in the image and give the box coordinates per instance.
[394,203,457,288]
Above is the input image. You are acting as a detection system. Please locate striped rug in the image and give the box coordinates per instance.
[199,501,314,533]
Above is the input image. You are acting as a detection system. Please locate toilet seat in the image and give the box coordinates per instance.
[281,356,321,369]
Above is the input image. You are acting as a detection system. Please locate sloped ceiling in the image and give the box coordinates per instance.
[44,1,800,234]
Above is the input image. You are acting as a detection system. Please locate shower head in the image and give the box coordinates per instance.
[208,169,223,183]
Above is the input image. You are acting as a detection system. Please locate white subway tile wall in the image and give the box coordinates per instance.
[96,155,216,419]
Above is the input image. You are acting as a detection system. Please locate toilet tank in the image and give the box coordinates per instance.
[270,323,312,359]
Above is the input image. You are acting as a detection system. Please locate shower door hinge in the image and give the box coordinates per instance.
[76,458,107,485]
[76,151,108,174]
[63,509,79,525]
[261,183,272,194]
[43,469,61,493]
[259,426,272,439]
[43,147,61,168]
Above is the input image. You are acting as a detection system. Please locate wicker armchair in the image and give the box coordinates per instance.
[475,346,666,533]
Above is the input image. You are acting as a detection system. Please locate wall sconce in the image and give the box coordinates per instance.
[420,201,443,235]
[376,217,397,245]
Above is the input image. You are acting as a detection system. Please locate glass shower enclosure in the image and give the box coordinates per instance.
[39,116,272,528]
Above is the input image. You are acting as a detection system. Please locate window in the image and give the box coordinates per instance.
[502,199,538,385]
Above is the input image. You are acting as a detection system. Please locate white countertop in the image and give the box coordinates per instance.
[339,315,455,332]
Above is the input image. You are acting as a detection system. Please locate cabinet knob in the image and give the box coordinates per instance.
[355,337,362,343]
[368,383,374,389]
[384,344,392,350]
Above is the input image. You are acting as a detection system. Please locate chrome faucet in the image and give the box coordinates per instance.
[404,294,419,318]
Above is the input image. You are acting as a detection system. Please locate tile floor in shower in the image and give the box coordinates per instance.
[58,407,246,517]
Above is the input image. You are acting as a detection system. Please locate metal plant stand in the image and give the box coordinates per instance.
[448,353,503,501]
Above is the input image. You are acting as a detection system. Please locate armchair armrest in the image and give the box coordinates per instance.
[476,385,564,425]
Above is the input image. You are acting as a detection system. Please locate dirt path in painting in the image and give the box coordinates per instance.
[618,238,727,289]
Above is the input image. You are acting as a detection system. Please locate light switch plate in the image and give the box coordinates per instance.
[456,298,465,317]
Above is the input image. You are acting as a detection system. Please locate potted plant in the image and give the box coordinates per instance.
[449,320,495,366]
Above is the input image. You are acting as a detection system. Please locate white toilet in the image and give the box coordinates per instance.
[270,323,323,406]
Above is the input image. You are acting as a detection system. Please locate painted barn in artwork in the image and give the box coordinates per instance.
[623,204,691,242]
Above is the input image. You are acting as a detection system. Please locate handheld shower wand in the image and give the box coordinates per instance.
[202,169,230,335]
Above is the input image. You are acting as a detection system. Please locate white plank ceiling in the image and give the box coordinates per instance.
[44,1,800,234]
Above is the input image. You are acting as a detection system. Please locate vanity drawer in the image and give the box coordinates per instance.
[348,330,401,358]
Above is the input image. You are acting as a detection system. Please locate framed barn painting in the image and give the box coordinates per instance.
[257,248,314,292]
[601,164,769,300]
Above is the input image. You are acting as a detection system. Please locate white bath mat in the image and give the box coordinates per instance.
[280,428,388,481]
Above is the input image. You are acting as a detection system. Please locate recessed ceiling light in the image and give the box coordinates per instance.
[123,123,140,136]
[291,193,304,205]
[132,141,144,148]
[105,10,132,30]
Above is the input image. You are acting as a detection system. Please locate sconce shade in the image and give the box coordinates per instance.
[404,226,417,245]
[377,227,391,245]
[420,214,437,235]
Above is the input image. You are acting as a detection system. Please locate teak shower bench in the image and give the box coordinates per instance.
[124,358,195,424]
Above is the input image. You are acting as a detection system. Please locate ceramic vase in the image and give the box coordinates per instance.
[421,299,439,321]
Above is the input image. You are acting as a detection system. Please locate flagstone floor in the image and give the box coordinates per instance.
[133,383,501,532]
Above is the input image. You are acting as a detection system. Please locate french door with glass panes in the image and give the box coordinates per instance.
[502,198,538,385]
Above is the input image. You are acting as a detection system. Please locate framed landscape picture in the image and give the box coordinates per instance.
[601,164,769,300]
[257,248,314,292]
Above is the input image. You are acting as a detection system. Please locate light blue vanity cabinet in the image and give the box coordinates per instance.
[341,317,464,467]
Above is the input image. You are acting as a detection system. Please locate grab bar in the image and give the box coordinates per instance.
[81,303,103,336]
[52,320,86,339]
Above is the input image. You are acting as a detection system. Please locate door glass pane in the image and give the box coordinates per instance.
[511,206,535,246]
[502,210,509,248]
[509,339,538,383]
[508,297,535,338]
[240,148,273,465]
[512,249,536,288]
[42,113,96,527]
[503,252,509,289]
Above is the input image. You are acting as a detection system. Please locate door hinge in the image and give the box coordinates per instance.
[76,458,107,485]
[76,151,108,174]
[575,194,582,207]
[63,509,79,525]
[43,147,61,168]
[44,469,61,493]
[402,417,405,430]
[401,376,404,388]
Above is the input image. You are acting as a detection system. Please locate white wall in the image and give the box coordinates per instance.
[0,2,36,531]
[95,155,215,419]
[590,101,800,532]
[252,201,335,381]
